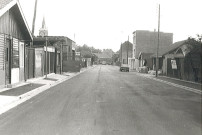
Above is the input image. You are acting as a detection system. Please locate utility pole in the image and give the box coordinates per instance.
[120,43,122,65]
[32,0,38,36]
[156,4,160,77]
[91,47,93,66]
[45,36,48,78]
[60,42,63,74]
[127,36,129,64]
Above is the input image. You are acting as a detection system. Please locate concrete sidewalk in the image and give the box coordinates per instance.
[0,66,94,115]
[133,72,202,94]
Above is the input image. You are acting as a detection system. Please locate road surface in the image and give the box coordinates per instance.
[0,65,201,135]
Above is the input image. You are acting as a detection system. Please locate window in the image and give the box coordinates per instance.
[12,38,19,68]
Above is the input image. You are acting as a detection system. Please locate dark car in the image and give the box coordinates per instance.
[120,64,129,72]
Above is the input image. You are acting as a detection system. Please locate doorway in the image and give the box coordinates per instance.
[5,39,11,85]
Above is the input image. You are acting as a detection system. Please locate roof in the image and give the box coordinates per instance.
[34,36,68,41]
[33,36,67,47]
[0,0,32,40]
[33,36,76,50]
[151,40,186,57]
[35,36,75,42]
[133,30,150,34]
[120,41,133,52]
[0,0,13,9]
[34,36,75,44]
[138,52,154,59]
[0,0,16,16]
[133,30,173,35]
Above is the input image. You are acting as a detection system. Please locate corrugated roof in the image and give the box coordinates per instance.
[0,0,13,9]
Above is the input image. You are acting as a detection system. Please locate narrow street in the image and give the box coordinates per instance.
[0,65,201,135]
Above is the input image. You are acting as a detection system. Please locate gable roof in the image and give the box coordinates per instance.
[151,40,186,57]
[0,0,32,40]
[0,0,16,16]
[138,52,154,59]
[0,0,13,9]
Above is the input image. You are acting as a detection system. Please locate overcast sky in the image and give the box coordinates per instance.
[19,0,202,52]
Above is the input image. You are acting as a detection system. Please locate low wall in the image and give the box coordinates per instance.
[0,70,5,88]
[11,68,19,84]
[63,60,80,72]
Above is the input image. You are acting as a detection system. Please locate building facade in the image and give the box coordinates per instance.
[161,40,201,83]
[0,0,32,88]
[120,41,133,65]
[131,30,173,70]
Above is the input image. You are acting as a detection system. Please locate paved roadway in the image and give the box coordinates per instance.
[0,65,201,135]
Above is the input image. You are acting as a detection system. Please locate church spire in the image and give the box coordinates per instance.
[39,17,48,37]
[42,16,46,29]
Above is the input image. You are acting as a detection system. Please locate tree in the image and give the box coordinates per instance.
[196,34,202,43]
[186,34,202,46]
[185,34,202,82]
[76,44,102,58]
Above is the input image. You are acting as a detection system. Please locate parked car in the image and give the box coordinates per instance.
[102,61,106,65]
[120,64,129,72]
[138,66,148,73]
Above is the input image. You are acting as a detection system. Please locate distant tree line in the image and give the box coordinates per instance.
[76,44,102,58]
[76,44,122,65]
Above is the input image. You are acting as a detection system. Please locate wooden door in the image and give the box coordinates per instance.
[5,39,11,84]
[50,52,55,73]
[26,48,35,79]
[44,51,50,75]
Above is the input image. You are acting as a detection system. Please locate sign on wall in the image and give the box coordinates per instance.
[75,52,80,56]
[171,59,177,69]
[44,46,55,52]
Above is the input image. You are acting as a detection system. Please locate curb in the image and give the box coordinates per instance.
[134,72,202,94]
[0,66,95,115]
[158,75,202,85]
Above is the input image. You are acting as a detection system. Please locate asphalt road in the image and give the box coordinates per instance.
[0,65,201,135]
